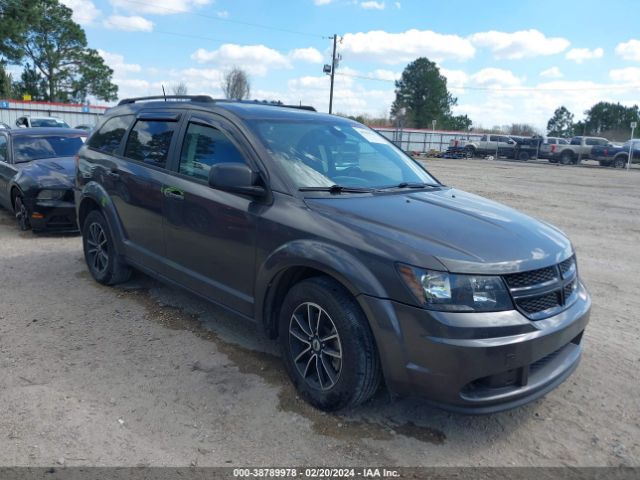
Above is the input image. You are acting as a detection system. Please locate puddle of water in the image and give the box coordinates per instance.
[113,287,446,445]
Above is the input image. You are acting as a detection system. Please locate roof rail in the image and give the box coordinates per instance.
[217,99,316,112]
[117,95,215,106]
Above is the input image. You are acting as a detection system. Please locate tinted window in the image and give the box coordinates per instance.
[0,135,7,162]
[88,115,134,155]
[179,123,246,181]
[480,135,487,141]
[546,138,557,145]
[570,138,581,145]
[586,138,599,146]
[30,118,70,128]
[13,134,86,163]
[489,135,499,142]
[559,138,568,144]
[124,119,177,168]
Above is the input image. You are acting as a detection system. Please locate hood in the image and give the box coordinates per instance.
[305,188,573,274]
[17,156,76,188]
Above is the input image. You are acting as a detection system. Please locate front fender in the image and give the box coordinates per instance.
[77,181,126,256]
[254,239,390,333]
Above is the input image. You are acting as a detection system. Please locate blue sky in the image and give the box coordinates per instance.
[57,0,640,130]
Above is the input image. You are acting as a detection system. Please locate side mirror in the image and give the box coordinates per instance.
[208,162,266,197]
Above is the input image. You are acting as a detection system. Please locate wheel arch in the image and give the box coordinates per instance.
[77,182,127,256]
[255,241,387,339]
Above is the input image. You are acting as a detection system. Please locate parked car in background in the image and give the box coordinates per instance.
[463,134,516,158]
[16,115,71,129]
[0,121,11,130]
[550,136,609,165]
[74,124,95,132]
[0,128,86,231]
[538,136,569,160]
[591,139,640,168]
[75,95,590,413]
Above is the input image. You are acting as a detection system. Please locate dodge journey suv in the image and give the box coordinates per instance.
[75,96,591,413]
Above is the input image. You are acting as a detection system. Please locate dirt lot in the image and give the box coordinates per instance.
[0,158,638,467]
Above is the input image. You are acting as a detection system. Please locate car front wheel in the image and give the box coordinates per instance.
[82,210,131,285]
[14,195,31,231]
[279,277,381,411]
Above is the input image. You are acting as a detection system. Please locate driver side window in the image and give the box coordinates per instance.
[179,123,247,181]
[0,135,7,162]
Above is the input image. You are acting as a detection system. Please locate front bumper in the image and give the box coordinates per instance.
[358,283,591,414]
[26,198,78,232]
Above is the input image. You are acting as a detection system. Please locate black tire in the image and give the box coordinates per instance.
[14,195,31,231]
[518,151,530,161]
[82,210,131,285]
[559,151,574,165]
[548,158,559,164]
[464,146,475,159]
[278,276,381,411]
[613,156,627,169]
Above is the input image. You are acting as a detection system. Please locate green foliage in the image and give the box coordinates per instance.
[508,123,539,136]
[391,58,460,129]
[582,102,639,140]
[547,106,575,137]
[0,0,117,102]
[444,114,472,131]
[13,66,48,100]
[0,63,13,98]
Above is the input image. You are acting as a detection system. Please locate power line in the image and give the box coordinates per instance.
[336,72,640,92]
[113,0,325,38]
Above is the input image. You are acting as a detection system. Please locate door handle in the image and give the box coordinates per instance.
[163,186,184,200]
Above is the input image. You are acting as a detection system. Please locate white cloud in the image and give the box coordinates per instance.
[440,68,468,89]
[471,68,523,87]
[609,67,640,84]
[313,0,335,5]
[191,44,291,76]
[565,47,603,63]
[394,2,401,8]
[369,69,400,81]
[360,1,385,9]
[615,39,640,61]
[98,50,143,76]
[216,10,229,18]
[60,0,101,25]
[289,47,324,64]
[109,0,212,15]
[540,66,563,78]
[341,29,475,63]
[470,29,570,59]
[104,15,154,32]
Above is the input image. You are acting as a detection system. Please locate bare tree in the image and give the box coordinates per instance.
[171,81,188,95]
[221,67,250,100]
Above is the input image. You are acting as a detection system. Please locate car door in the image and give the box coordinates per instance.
[111,111,183,273]
[162,113,259,316]
[0,133,16,209]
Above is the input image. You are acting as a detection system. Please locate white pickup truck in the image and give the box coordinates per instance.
[549,136,610,165]
[15,115,70,128]
[454,134,517,158]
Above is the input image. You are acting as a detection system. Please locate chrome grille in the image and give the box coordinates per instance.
[504,256,578,320]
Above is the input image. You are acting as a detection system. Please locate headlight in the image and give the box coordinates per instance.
[37,189,65,200]
[398,264,513,312]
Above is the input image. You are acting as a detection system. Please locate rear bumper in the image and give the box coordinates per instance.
[27,199,78,232]
[358,283,590,414]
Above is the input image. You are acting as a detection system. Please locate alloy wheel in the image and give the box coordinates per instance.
[289,302,343,391]
[86,222,109,275]
[14,197,30,230]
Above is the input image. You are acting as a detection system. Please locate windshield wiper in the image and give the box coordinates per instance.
[376,182,442,191]
[299,184,373,194]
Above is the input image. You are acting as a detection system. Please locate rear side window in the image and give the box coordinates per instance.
[559,139,568,144]
[179,123,246,181]
[88,115,134,155]
[489,135,499,142]
[570,138,581,145]
[124,119,177,169]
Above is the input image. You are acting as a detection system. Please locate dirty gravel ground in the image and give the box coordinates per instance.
[0,158,638,467]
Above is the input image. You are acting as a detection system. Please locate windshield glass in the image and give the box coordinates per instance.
[13,134,86,163]
[30,118,71,128]
[247,119,438,189]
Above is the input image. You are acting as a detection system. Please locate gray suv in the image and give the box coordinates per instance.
[75,96,591,412]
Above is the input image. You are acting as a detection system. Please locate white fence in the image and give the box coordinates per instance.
[0,99,108,128]
[374,127,482,153]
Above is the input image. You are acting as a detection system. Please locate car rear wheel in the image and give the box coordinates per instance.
[518,151,530,161]
[14,195,31,231]
[613,156,627,169]
[82,210,131,285]
[559,151,574,165]
[279,276,381,411]
[464,146,475,159]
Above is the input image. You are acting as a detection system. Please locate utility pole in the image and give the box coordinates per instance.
[329,34,337,114]
[628,122,636,170]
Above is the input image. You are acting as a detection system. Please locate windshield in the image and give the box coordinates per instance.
[30,118,71,128]
[13,134,86,163]
[247,119,438,190]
